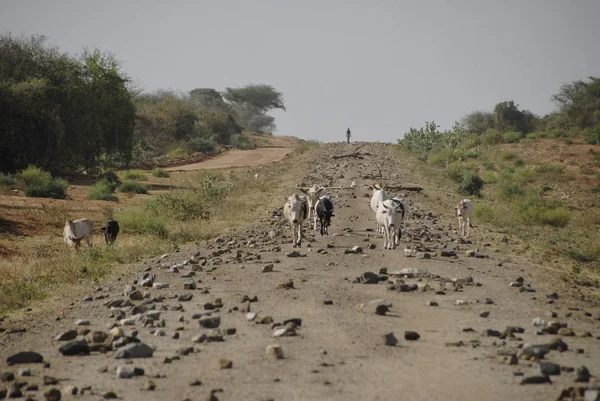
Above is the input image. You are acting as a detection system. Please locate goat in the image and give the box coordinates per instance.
[299,184,327,229]
[390,197,406,247]
[63,218,93,251]
[376,199,403,250]
[456,199,475,238]
[283,193,308,247]
[370,183,390,233]
[314,195,335,236]
[100,220,120,245]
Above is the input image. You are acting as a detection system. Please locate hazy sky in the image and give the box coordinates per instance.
[2,1,599,142]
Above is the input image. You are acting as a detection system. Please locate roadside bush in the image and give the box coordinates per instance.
[188,137,217,153]
[564,247,599,263]
[88,180,119,201]
[122,170,147,181]
[151,168,170,178]
[230,134,255,150]
[118,181,149,194]
[481,129,504,145]
[503,131,522,143]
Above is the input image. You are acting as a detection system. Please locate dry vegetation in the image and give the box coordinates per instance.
[396,136,600,288]
[0,138,312,312]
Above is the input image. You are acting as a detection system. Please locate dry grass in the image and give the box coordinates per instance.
[0,138,310,313]
[394,138,600,288]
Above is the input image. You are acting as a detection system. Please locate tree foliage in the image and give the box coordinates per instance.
[223,84,286,113]
[0,33,136,174]
[493,101,537,134]
[552,76,600,129]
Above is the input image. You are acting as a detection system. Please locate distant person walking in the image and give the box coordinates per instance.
[346,127,351,143]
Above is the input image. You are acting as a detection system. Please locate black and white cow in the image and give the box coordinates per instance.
[100,220,120,245]
[314,195,335,236]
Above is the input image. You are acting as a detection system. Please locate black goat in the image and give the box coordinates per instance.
[315,196,335,236]
[100,220,120,245]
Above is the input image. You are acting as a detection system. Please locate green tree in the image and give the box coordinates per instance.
[462,111,495,135]
[552,76,600,129]
[493,101,537,134]
[223,84,286,113]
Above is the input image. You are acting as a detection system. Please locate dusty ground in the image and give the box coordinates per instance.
[167,137,298,172]
[1,142,599,401]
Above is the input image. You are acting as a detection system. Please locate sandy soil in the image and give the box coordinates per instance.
[167,136,298,172]
[1,142,599,401]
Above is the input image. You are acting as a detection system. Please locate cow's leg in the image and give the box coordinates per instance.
[297,223,303,247]
[314,212,318,231]
[465,217,470,238]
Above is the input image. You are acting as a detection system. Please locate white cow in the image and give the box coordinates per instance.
[370,183,390,233]
[300,184,327,230]
[456,199,475,238]
[376,199,403,250]
[283,193,308,247]
[63,218,94,250]
[389,197,406,247]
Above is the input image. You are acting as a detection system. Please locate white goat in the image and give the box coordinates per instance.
[300,184,327,230]
[283,193,308,247]
[376,199,403,250]
[63,218,94,250]
[390,197,406,247]
[456,199,475,238]
[370,183,390,233]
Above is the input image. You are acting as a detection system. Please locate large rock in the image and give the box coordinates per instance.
[114,343,154,359]
[58,340,90,356]
[6,351,44,365]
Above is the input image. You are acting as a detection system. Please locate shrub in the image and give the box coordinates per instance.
[500,151,517,161]
[0,173,17,189]
[116,209,168,238]
[230,134,255,150]
[457,172,484,197]
[167,147,190,160]
[25,177,68,199]
[147,191,209,221]
[474,203,498,224]
[118,181,149,194]
[122,170,147,181]
[503,131,522,143]
[481,129,504,145]
[19,166,68,199]
[97,171,121,191]
[482,171,498,184]
[583,124,600,145]
[564,248,599,263]
[518,195,570,227]
[188,137,217,153]
[514,158,524,167]
[18,165,46,186]
[151,168,170,178]
[88,180,118,201]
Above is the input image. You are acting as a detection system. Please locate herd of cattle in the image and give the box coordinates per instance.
[62,183,475,251]
[283,183,476,249]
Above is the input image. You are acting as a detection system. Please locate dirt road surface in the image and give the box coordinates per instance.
[167,136,297,172]
[1,142,599,401]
